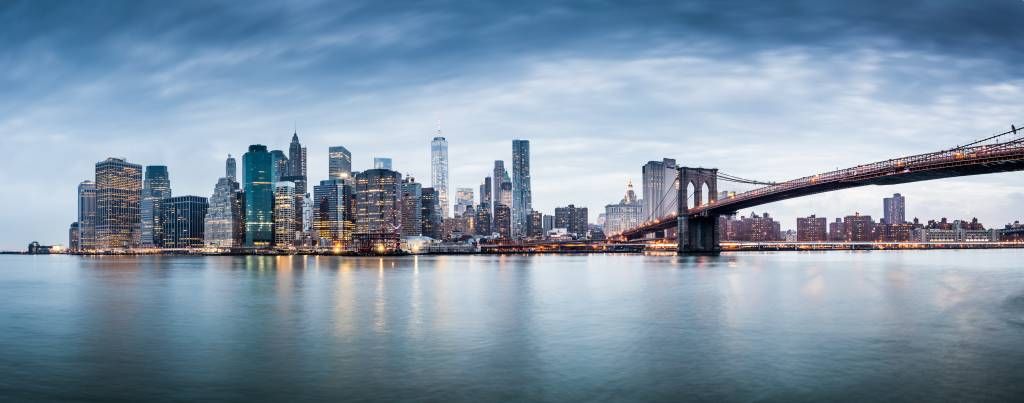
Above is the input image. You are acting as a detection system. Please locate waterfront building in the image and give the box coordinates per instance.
[354,169,402,252]
[431,136,450,218]
[604,179,644,235]
[511,139,532,238]
[159,196,209,248]
[313,179,354,248]
[879,223,916,242]
[844,213,875,242]
[494,204,512,239]
[77,180,97,251]
[95,157,143,250]
[401,176,423,237]
[421,187,442,239]
[527,210,544,238]
[273,182,296,247]
[373,157,393,170]
[68,222,80,251]
[243,145,275,247]
[204,173,243,248]
[454,187,474,217]
[828,218,846,241]
[720,212,781,241]
[642,158,678,221]
[329,146,352,180]
[474,205,492,236]
[796,214,827,242]
[140,165,171,248]
[554,204,589,238]
[883,193,906,224]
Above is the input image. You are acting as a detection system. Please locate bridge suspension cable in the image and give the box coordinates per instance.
[717,172,777,186]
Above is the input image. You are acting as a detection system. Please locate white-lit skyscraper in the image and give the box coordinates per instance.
[431,135,449,218]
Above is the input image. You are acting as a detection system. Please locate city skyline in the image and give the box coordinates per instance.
[5,1,1024,249]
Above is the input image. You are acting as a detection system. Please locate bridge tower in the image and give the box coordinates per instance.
[677,167,721,255]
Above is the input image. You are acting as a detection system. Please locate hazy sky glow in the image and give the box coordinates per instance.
[3,0,1024,248]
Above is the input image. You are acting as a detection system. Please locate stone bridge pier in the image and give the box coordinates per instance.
[676,167,722,255]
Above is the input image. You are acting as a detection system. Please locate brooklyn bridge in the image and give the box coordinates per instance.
[615,125,1024,254]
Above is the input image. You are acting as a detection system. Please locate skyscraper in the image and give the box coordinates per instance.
[159,196,208,248]
[243,145,274,247]
[883,193,906,225]
[271,150,288,183]
[354,169,402,252]
[511,139,531,238]
[642,158,677,221]
[493,204,512,239]
[204,174,243,248]
[329,146,352,180]
[431,136,449,218]
[226,154,237,180]
[479,177,492,213]
[474,206,492,236]
[94,158,143,250]
[140,165,171,248]
[421,187,442,239]
[273,182,296,247]
[493,160,506,216]
[401,177,423,237]
[313,179,354,248]
[283,132,308,237]
[373,157,393,170]
[77,180,96,251]
[454,187,474,217]
[69,222,80,251]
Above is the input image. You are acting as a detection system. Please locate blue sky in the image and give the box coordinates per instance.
[3,0,1024,248]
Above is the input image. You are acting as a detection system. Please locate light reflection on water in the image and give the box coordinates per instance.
[1,251,1023,401]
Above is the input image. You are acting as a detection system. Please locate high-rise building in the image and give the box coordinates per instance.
[511,139,531,239]
[273,182,296,247]
[77,180,97,251]
[883,193,906,225]
[479,177,492,213]
[494,204,512,239]
[431,136,450,218]
[493,161,506,216]
[796,214,827,242]
[642,158,678,221]
[204,174,243,248]
[159,196,208,248]
[354,169,402,252]
[313,179,354,248]
[527,210,544,238]
[283,132,308,234]
[68,222,80,251]
[329,146,352,180]
[421,187,442,239]
[140,165,171,248]
[542,214,554,232]
[95,158,143,250]
[844,213,875,242]
[454,188,474,217]
[828,218,846,241]
[401,176,423,237]
[226,154,237,181]
[243,145,274,247]
[373,157,393,170]
[604,179,644,235]
[271,150,288,183]
[554,204,589,237]
[474,205,492,236]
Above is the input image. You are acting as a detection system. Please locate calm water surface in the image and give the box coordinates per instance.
[2,251,1023,402]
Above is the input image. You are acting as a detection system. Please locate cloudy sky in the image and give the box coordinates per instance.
[3,0,1024,249]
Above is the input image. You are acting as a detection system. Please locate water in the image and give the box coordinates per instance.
[2,251,1023,402]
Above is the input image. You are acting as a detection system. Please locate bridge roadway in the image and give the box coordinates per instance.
[621,132,1024,243]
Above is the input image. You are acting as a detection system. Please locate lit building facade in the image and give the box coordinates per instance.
[77,180,97,251]
[328,146,352,180]
[140,165,171,248]
[313,179,354,247]
[796,214,827,242]
[527,210,544,238]
[844,213,876,242]
[454,187,474,217]
[243,145,275,247]
[554,204,589,237]
[204,174,244,248]
[493,161,507,218]
[494,204,512,239]
[95,157,143,250]
[604,179,644,235]
[421,187,442,239]
[511,139,531,238]
[431,136,450,218]
[273,182,296,247]
[401,177,423,237]
[159,196,209,248]
[354,169,402,252]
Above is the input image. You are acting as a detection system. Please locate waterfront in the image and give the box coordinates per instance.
[2,251,1024,401]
